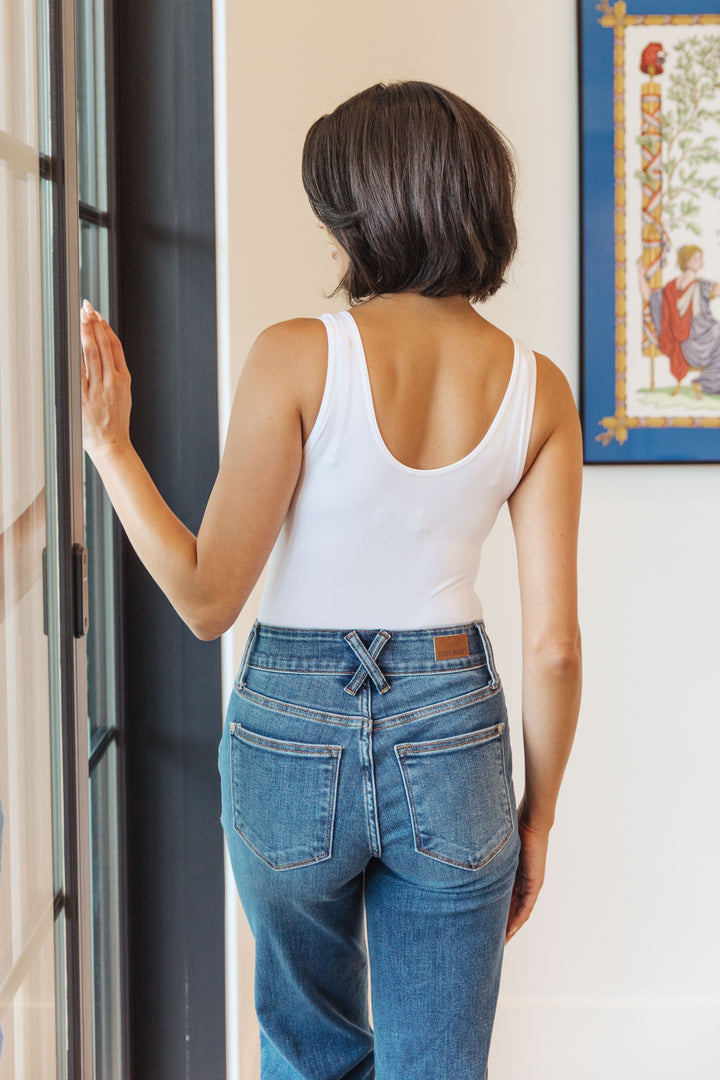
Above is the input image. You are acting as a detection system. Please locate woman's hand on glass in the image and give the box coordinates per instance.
[79,299,132,461]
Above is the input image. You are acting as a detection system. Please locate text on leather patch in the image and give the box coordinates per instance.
[433,632,469,661]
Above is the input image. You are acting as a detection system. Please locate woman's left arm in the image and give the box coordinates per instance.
[80,304,306,639]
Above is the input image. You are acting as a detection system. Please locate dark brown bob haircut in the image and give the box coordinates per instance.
[301,80,517,304]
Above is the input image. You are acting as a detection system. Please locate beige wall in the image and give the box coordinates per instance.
[213,1,720,1075]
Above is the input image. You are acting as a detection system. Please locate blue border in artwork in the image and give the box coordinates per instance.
[579,0,720,463]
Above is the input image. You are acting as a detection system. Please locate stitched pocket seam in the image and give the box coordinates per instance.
[234,684,358,727]
[229,720,343,756]
[395,732,513,870]
[235,679,503,730]
[229,725,343,870]
[395,721,504,755]
[375,680,503,729]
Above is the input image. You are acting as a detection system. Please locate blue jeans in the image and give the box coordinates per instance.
[218,620,521,1080]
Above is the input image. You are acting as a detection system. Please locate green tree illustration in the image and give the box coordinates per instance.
[636,35,720,235]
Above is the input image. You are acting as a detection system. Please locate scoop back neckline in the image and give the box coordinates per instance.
[340,309,520,476]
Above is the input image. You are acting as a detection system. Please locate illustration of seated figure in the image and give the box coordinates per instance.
[638,244,720,397]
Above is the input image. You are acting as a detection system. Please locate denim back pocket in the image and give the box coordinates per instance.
[229,720,343,871]
[394,722,513,870]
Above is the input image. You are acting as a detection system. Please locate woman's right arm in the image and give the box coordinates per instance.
[505,355,583,941]
[80,306,313,640]
[637,261,652,304]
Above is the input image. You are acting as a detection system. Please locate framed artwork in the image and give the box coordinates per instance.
[579,0,720,462]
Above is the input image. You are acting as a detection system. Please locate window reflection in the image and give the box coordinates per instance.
[0,147,58,1075]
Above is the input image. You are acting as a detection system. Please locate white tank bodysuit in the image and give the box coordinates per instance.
[257,309,537,630]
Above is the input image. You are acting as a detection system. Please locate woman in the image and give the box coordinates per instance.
[638,244,720,397]
[80,81,582,1080]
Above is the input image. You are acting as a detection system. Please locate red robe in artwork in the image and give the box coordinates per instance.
[658,279,694,380]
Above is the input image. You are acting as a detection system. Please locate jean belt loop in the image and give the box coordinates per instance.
[236,620,259,690]
[343,630,391,695]
[474,620,499,689]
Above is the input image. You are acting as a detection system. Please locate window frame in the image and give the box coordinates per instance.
[46,0,95,1074]
[40,0,127,1074]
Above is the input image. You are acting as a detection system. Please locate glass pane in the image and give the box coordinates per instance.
[0,0,40,148]
[40,169,68,1080]
[80,215,123,1072]
[85,457,118,747]
[40,174,64,899]
[76,0,108,211]
[0,923,58,1076]
[0,154,58,1076]
[89,740,121,1080]
[79,219,108,309]
[36,0,51,158]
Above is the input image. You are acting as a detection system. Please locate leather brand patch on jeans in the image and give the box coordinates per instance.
[433,631,470,660]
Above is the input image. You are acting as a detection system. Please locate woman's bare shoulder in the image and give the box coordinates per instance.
[250,316,327,361]
[242,317,327,383]
[533,352,577,412]
[245,317,328,441]
[520,350,581,480]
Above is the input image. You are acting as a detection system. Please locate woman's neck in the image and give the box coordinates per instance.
[355,291,476,321]
[677,270,698,290]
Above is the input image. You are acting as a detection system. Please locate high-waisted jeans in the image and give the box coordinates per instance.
[218,620,521,1080]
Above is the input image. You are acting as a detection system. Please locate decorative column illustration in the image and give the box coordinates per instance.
[639,42,665,390]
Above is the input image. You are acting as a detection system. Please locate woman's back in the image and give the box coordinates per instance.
[331,297,517,471]
[257,298,538,629]
[293,293,557,474]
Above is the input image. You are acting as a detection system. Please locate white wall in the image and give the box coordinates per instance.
[212,1,720,1076]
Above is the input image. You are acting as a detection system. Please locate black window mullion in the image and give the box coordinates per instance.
[79,201,109,226]
[88,726,118,774]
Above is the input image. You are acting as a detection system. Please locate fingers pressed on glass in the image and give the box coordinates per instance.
[86,307,127,375]
[80,322,102,385]
[105,327,128,374]
[90,320,118,385]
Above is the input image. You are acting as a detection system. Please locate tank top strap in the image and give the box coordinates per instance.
[303,313,340,454]
[493,340,537,491]
[305,311,368,456]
